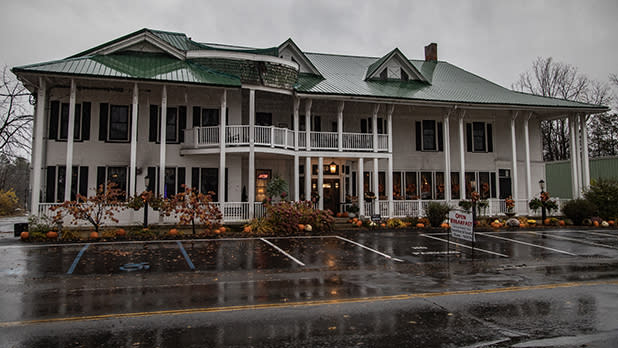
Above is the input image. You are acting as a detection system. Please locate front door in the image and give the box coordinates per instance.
[312,178,341,213]
[499,169,512,199]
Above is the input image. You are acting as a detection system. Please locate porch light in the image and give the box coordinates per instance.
[539,179,545,192]
[329,162,337,174]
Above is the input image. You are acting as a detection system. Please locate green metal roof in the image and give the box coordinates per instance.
[13,52,240,87]
[298,52,607,110]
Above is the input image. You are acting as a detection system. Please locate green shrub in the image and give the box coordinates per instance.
[584,179,618,220]
[425,202,450,227]
[260,201,335,235]
[561,199,596,225]
[0,189,19,215]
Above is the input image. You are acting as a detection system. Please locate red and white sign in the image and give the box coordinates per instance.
[449,210,474,242]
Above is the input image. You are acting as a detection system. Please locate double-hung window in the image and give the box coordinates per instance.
[150,105,187,143]
[48,101,91,141]
[45,165,88,202]
[96,166,128,199]
[466,122,493,152]
[416,120,443,151]
[99,103,130,142]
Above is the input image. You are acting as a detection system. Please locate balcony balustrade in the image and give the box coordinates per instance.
[184,125,389,152]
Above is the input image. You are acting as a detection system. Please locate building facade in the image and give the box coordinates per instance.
[13,29,607,223]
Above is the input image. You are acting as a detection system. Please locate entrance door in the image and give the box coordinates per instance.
[498,169,512,199]
[312,179,341,213]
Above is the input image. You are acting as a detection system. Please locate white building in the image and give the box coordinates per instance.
[12,29,607,223]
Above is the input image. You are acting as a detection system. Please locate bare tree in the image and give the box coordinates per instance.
[0,66,32,158]
[513,57,614,160]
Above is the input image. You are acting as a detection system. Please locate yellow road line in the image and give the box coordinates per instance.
[2,279,617,328]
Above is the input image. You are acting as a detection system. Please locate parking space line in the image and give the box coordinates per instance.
[259,238,306,266]
[176,241,195,270]
[476,232,577,256]
[67,243,90,274]
[336,236,404,262]
[525,231,618,250]
[583,230,618,239]
[420,234,508,258]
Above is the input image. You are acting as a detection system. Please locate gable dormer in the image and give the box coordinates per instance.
[278,39,322,76]
[70,28,187,60]
[365,48,427,82]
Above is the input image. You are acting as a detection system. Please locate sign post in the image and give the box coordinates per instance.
[449,210,475,256]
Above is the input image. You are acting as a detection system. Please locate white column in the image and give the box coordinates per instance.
[305,99,312,150]
[569,114,580,198]
[358,159,364,217]
[387,105,394,153]
[373,158,379,215]
[318,157,324,210]
[219,90,227,203]
[129,83,139,196]
[510,112,519,202]
[337,101,344,152]
[158,85,167,197]
[305,157,311,201]
[387,156,393,217]
[523,112,532,203]
[575,114,583,193]
[248,89,256,217]
[31,77,46,213]
[293,155,299,201]
[64,79,76,201]
[293,97,300,202]
[581,113,590,190]
[443,112,451,202]
[458,112,466,199]
[372,104,379,152]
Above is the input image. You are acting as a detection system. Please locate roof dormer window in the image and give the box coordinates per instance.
[401,68,409,81]
[365,48,427,83]
[380,69,388,80]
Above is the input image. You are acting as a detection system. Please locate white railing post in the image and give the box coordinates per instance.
[271,125,275,148]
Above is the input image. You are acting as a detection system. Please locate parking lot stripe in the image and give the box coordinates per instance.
[259,238,306,266]
[176,241,195,270]
[336,236,404,262]
[67,243,90,275]
[420,234,508,258]
[583,230,618,239]
[476,232,577,256]
[525,231,618,250]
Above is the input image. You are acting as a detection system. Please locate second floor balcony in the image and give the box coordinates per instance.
[183,125,389,152]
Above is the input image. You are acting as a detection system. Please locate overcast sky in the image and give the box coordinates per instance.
[2,0,617,91]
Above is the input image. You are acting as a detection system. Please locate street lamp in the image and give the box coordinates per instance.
[539,179,546,222]
[143,175,150,228]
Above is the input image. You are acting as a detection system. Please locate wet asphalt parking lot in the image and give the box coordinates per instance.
[2,227,618,347]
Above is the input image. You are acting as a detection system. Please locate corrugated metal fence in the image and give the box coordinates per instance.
[546,156,618,198]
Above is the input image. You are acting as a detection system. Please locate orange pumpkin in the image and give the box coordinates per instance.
[559,220,566,226]
[20,231,29,239]
[169,228,178,236]
[416,223,424,228]
[89,231,99,239]
[380,223,386,228]
[214,228,222,234]
[336,212,342,217]
[593,221,600,227]
[115,228,126,236]
[342,212,349,217]
[243,226,252,233]
[440,223,449,229]
[46,231,58,239]
[609,220,615,226]
[544,218,551,225]
[298,224,305,231]
[356,221,362,227]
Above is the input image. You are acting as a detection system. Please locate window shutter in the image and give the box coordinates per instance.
[46,166,56,203]
[149,105,158,142]
[56,166,66,202]
[466,123,472,152]
[487,124,493,152]
[437,122,444,152]
[81,102,91,140]
[191,167,200,191]
[490,172,497,198]
[79,166,88,198]
[96,166,106,192]
[378,118,384,134]
[193,106,201,127]
[177,167,186,193]
[74,104,82,141]
[415,121,422,151]
[179,106,187,143]
[70,166,79,201]
[361,119,367,134]
[98,103,108,141]
[147,167,157,193]
[313,116,321,131]
[49,101,59,140]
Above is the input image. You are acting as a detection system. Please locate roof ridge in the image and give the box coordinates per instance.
[304,51,380,60]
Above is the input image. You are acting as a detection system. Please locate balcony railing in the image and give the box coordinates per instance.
[184,126,389,152]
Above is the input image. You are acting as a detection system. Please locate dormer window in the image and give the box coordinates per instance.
[380,69,388,80]
[401,68,409,81]
[365,48,427,82]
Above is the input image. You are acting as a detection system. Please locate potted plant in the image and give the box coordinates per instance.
[347,204,359,218]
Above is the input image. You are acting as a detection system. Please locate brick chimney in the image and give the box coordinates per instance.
[424,43,437,62]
